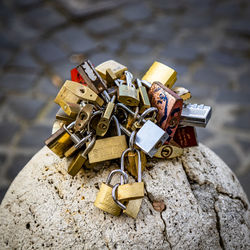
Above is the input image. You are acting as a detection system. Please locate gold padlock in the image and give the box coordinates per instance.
[68,135,96,177]
[142,61,177,88]
[172,86,191,101]
[45,127,73,158]
[96,95,116,136]
[95,60,128,80]
[117,148,144,201]
[136,79,151,113]
[87,116,128,164]
[54,80,104,108]
[154,141,183,159]
[58,101,80,118]
[55,108,75,123]
[117,71,140,106]
[123,198,143,219]
[94,169,129,216]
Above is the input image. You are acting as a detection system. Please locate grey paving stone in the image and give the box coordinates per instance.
[52,60,76,82]
[214,1,241,18]
[238,171,250,199]
[206,50,246,67]
[125,42,152,55]
[0,153,7,168]
[211,144,240,172]
[183,84,214,101]
[45,103,60,120]
[0,122,20,144]
[225,108,250,130]
[8,50,41,70]
[6,154,32,180]
[14,0,43,9]
[18,124,52,148]
[226,17,250,36]
[0,186,8,203]
[53,27,98,53]
[193,66,230,87]
[238,71,250,91]
[7,96,46,121]
[85,15,122,35]
[120,2,152,22]
[33,40,67,63]
[36,77,59,97]
[153,0,184,11]
[22,6,66,31]
[89,52,118,66]
[0,50,12,67]
[161,44,200,63]
[220,37,250,53]
[0,73,37,93]
[0,34,17,50]
[215,89,250,105]
[196,127,214,143]
[237,139,250,154]
[101,37,121,52]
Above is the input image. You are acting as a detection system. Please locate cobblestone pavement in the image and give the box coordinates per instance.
[0,0,250,201]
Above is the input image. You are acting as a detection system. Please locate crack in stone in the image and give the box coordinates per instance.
[144,184,172,250]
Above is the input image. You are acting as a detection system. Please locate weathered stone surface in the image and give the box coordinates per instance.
[0,144,249,249]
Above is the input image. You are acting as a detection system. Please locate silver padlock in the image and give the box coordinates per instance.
[118,104,169,157]
[179,103,212,127]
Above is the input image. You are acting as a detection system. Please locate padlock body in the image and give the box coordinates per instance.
[68,152,87,176]
[117,182,144,201]
[74,104,94,132]
[127,151,147,178]
[94,183,121,216]
[154,142,183,158]
[71,68,85,84]
[87,135,127,163]
[95,60,127,80]
[118,85,140,106]
[123,198,143,219]
[142,61,177,88]
[45,127,73,158]
[173,126,198,148]
[135,120,169,157]
[148,81,183,143]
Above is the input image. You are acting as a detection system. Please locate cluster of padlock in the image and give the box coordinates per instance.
[45,59,212,218]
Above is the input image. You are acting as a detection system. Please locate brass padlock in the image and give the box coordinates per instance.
[137,78,151,113]
[96,95,116,136]
[74,103,95,132]
[142,61,177,88]
[117,71,140,106]
[77,59,107,94]
[172,86,191,101]
[154,141,183,159]
[95,60,128,80]
[68,135,96,177]
[55,108,75,124]
[87,115,128,164]
[58,101,80,118]
[94,169,129,216]
[45,126,73,158]
[106,68,117,86]
[54,80,104,108]
[117,148,144,201]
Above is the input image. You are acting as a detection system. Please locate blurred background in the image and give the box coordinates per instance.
[0,0,250,201]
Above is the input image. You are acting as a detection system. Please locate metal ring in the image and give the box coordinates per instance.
[129,131,136,150]
[112,183,127,210]
[87,110,102,133]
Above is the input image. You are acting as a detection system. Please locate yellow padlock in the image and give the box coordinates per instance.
[142,61,177,88]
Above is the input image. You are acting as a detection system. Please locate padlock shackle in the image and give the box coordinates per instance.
[87,110,102,132]
[141,80,152,88]
[124,71,133,87]
[112,183,127,210]
[106,169,128,185]
[82,135,96,157]
[138,107,158,124]
[111,115,121,136]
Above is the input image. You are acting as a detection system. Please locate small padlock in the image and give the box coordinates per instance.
[54,80,104,108]
[96,95,116,136]
[137,78,151,113]
[142,81,183,143]
[117,148,144,201]
[106,68,117,86]
[70,68,85,84]
[77,59,107,94]
[154,141,183,159]
[173,126,198,148]
[117,71,140,106]
[142,61,177,88]
[87,115,128,163]
[68,135,96,177]
[94,169,129,216]
[74,103,95,132]
[172,86,191,101]
[55,108,75,124]
[95,60,128,80]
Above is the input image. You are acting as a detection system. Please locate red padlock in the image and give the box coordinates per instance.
[70,68,85,84]
[147,81,183,143]
[173,126,198,148]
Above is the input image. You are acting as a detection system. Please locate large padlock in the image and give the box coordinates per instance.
[173,126,198,148]
[117,148,144,201]
[87,115,128,163]
[95,60,128,80]
[54,80,104,109]
[118,104,169,157]
[142,80,183,143]
[117,71,140,106]
[94,169,129,216]
[76,59,107,94]
[142,61,177,88]
[68,135,96,177]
